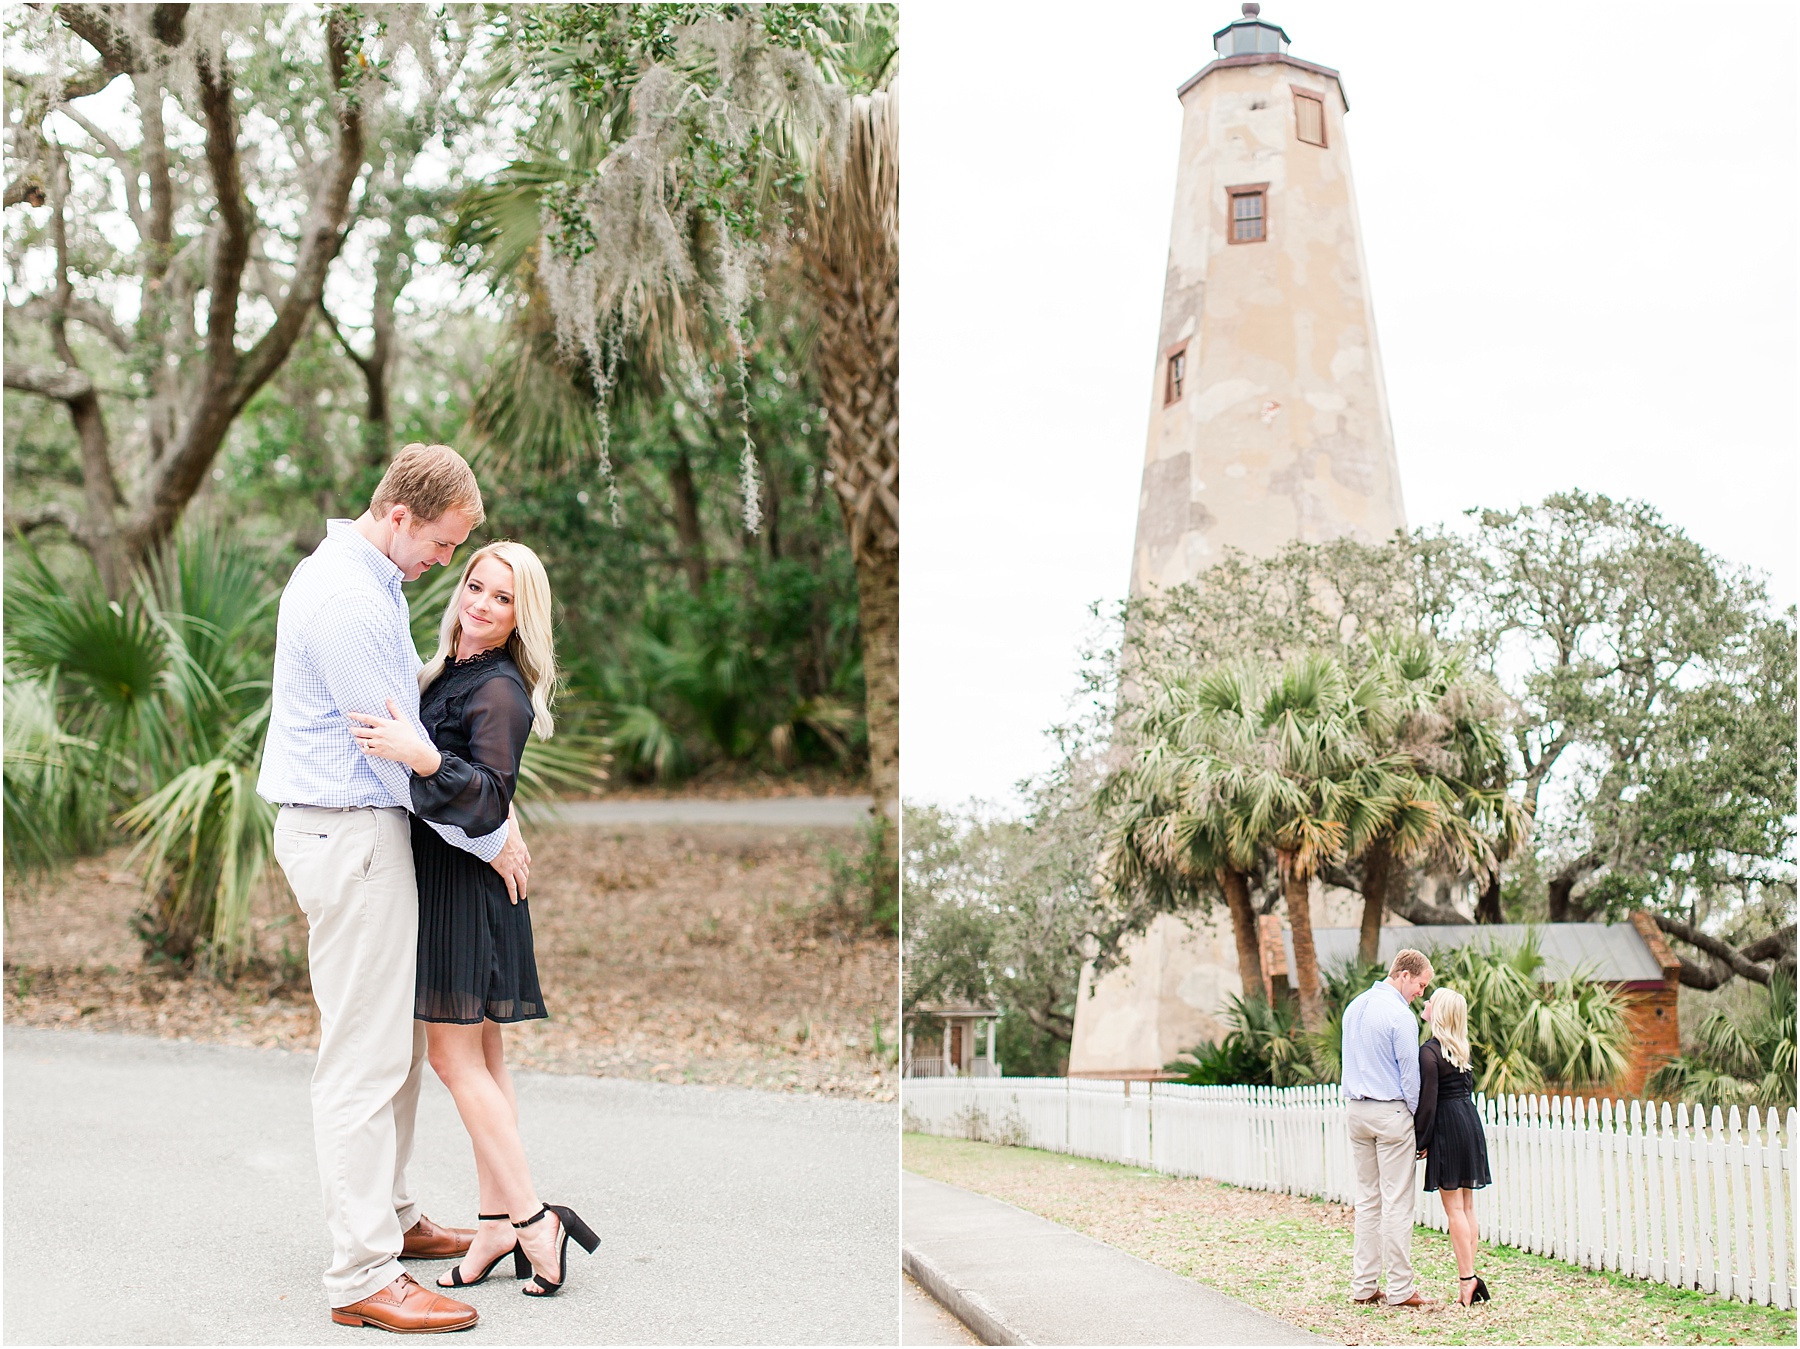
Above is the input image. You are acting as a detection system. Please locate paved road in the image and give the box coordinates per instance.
[902,1172,1324,1346]
[5,1028,897,1345]
[532,796,874,828]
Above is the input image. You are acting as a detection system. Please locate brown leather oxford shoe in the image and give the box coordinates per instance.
[402,1215,477,1260]
[1349,1292,1382,1306]
[330,1273,478,1333]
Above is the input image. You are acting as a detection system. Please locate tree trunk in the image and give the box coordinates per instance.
[668,447,709,593]
[853,541,899,844]
[803,89,899,875]
[1546,855,1597,922]
[1357,837,1392,967]
[1219,866,1265,1003]
[1282,862,1326,1034]
[1476,869,1503,924]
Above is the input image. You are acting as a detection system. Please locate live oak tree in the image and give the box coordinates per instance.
[4,4,372,594]
[1420,494,1796,988]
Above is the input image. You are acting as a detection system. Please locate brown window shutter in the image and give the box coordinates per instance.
[1294,92,1326,147]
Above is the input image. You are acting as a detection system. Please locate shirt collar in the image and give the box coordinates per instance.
[326,519,403,592]
[1376,979,1411,1011]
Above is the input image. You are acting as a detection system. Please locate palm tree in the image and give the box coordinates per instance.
[1125,654,1409,1034]
[455,8,901,853]
[6,525,279,970]
[1098,718,1265,1003]
[1429,932,1631,1096]
[1353,637,1533,964]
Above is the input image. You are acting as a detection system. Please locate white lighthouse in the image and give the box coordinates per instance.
[1073,6,1409,1076]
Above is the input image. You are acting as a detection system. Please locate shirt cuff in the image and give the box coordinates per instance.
[465,818,509,863]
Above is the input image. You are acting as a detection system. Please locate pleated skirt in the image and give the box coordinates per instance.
[411,817,548,1024]
[1424,1094,1492,1192]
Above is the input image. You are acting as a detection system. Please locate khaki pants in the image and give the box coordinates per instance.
[1347,1097,1419,1304]
[274,806,425,1308]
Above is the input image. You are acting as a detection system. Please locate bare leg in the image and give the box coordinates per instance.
[483,1019,518,1121]
[1441,1190,1477,1301]
[427,1021,547,1284]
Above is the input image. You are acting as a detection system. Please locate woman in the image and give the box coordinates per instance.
[1415,987,1492,1307]
[349,540,598,1297]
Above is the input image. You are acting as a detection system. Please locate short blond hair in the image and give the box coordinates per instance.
[1389,948,1433,981]
[370,443,484,527]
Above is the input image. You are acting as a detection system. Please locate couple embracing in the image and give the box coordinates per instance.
[257,443,597,1333]
[1342,948,1494,1311]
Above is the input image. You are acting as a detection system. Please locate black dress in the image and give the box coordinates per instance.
[1415,1037,1491,1192]
[408,646,547,1025]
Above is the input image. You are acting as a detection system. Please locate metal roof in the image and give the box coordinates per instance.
[1279,923,1666,986]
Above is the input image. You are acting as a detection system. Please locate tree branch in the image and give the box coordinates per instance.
[139,7,364,553]
[3,503,86,541]
[1741,926,1796,965]
[317,297,374,375]
[13,296,132,352]
[51,104,147,237]
[1654,913,1774,987]
[5,174,46,208]
[1386,891,1474,926]
[4,361,96,401]
[56,5,153,74]
[232,11,364,398]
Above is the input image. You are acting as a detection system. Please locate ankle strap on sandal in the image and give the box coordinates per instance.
[1458,1274,1478,1280]
[512,1204,552,1229]
[477,1213,510,1222]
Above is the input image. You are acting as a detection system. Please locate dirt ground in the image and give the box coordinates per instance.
[4,823,897,1100]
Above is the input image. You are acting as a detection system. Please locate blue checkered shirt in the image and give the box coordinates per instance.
[1341,980,1422,1113]
[256,520,508,861]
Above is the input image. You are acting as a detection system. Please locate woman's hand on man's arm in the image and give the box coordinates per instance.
[348,699,443,776]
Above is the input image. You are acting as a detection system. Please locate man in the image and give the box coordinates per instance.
[1341,947,1436,1310]
[258,443,531,1333]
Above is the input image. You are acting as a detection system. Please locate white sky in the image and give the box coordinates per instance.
[901,0,1798,810]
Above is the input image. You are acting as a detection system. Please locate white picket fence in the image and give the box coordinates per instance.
[903,1077,1796,1309]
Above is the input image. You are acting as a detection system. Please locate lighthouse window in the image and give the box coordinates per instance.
[1165,348,1186,404]
[1229,187,1266,244]
[1294,91,1326,146]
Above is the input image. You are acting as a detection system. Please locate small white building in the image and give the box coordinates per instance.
[904,1003,1002,1078]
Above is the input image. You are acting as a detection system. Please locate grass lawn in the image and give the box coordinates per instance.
[904,1133,1796,1346]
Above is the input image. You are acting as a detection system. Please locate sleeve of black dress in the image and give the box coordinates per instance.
[1414,1041,1440,1152]
[409,677,533,835]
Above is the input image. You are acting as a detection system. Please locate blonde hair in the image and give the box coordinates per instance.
[371,443,485,528]
[419,541,557,738]
[1426,987,1472,1072]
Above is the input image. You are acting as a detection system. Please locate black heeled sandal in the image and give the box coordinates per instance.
[438,1214,529,1288]
[514,1203,600,1297]
[1459,1273,1491,1305]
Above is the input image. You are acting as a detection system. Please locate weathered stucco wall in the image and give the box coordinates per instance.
[1129,60,1405,595]
[1070,881,1399,1075]
[1076,52,1410,1078]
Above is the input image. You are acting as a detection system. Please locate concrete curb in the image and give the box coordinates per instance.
[902,1244,1020,1346]
[902,1172,1328,1346]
